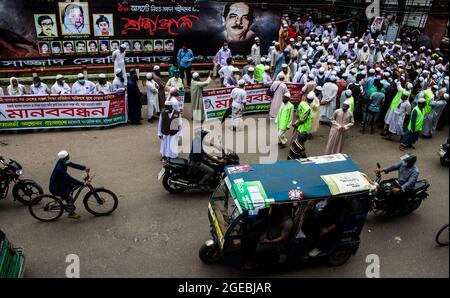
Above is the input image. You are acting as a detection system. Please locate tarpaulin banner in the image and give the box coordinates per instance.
[0,91,126,130]
[0,0,281,67]
[202,83,303,121]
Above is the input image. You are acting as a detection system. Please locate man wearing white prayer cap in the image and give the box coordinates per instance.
[325,96,355,155]
[51,74,71,95]
[191,70,212,121]
[95,73,113,94]
[112,42,127,82]
[112,68,126,92]
[71,73,95,95]
[145,72,160,122]
[230,79,247,130]
[158,97,181,160]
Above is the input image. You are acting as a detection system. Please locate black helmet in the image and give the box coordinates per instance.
[401,153,417,167]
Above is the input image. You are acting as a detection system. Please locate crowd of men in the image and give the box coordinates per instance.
[0,13,448,158]
[211,14,449,155]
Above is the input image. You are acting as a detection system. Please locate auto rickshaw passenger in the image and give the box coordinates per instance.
[260,205,294,244]
[303,199,347,257]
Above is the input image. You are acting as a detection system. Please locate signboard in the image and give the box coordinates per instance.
[232,181,270,211]
[321,171,376,196]
[0,0,282,67]
[202,83,303,121]
[0,91,126,130]
[385,23,399,43]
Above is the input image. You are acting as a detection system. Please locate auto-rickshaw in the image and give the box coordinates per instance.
[199,154,377,269]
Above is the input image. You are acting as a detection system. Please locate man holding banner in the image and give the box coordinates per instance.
[191,72,212,121]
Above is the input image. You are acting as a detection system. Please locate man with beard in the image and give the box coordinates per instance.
[51,74,71,95]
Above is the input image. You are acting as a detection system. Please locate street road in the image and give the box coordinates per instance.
[0,105,448,277]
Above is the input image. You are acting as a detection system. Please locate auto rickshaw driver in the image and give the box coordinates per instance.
[256,205,294,253]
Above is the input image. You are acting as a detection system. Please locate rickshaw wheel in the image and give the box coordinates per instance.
[327,246,353,266]
[199,243,222,264]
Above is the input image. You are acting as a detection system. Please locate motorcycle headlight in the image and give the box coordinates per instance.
[16,170,23,176]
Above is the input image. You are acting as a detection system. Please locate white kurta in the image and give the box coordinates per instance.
[51,82,71,95]
[158,111,179,159]
[95,82,113,94]
[388,100,411,135]
[71,80,96,95]
[30,83,49,95]
[7,84,26,96]
[269,81,288,119]
[112,49,127,82]
[320,82,338,123]
[146,80,160,118]
[112,77,126,92]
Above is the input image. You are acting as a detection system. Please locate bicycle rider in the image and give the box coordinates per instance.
[49,150,90,219]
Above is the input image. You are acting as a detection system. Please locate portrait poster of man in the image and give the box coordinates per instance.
[75,40,87,53]
[59,2,90,35]
[154,40,163,52]
[63,41,75,54]
[34,14,58,38]
[110,40,120,52]
[143,40,153,53]
[164,39,174,52]
[99,40,110,53]
[93,14,114,37]
[180,1,280,56]
[87,40,98,53]
[51,41,62,54]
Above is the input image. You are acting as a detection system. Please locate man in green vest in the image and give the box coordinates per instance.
[400,98,426,151]
[277,92,294,146]
[295,97,312,135]
[254,57,266,83]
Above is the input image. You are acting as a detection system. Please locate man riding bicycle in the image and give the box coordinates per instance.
[49,150,89,219]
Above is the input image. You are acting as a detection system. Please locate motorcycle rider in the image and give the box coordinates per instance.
[374,153,419,213]
[189,129,225,190]
[49,150,90,219]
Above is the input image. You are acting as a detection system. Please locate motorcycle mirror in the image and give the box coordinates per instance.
[377,163,381,169]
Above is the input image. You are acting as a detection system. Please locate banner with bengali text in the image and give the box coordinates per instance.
[0,91,126,130]
[202,83,303,121]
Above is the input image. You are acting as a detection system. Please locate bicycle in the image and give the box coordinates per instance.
[29,174,118,222]
[435,224,449,246]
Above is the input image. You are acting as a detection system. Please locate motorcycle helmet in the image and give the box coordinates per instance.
[195,128,210,140]
[401,153,417,167]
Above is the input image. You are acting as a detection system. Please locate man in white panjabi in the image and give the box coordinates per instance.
[230,79,247,131]
[145,73,160,122]
[158,100,181,160]
[320,76,338,123]
[51,74,71,95]
[112,43,127,83]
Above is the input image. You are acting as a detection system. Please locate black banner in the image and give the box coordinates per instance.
[0,0,281,68]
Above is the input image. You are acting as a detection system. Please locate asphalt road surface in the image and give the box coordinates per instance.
[0,105,448,278]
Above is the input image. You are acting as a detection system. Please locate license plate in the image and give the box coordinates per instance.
[440,149,446,157]
[158,168,165,180]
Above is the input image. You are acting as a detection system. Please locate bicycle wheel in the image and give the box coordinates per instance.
[29,195,64,222]
[83,188,118,216]
[435,224,449,246]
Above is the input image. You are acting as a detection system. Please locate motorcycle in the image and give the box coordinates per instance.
[158,149,239,193]
[0,158,44,205]
[370,162,430,216]
[439,139,449,166]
